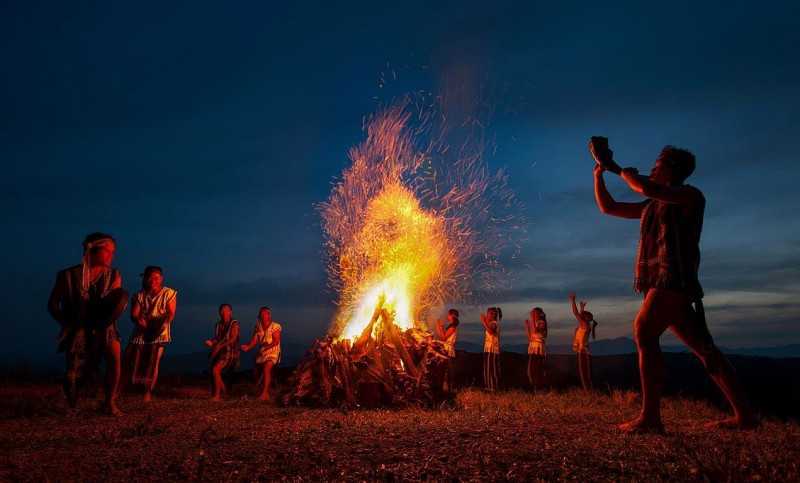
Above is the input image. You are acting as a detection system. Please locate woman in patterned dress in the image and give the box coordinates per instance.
[118,265,177,402]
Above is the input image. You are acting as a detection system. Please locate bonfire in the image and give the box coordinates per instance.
[284,295,452,407]
[283,93,524,407]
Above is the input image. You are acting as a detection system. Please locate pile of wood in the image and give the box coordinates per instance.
[282,302,453,408]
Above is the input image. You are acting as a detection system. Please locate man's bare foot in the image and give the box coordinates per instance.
[703,416,761,430]
[105,404,124,417]
[257,394,270,401]
[210,395,222,402]
[618,418,665,435]
[143,393,152,403]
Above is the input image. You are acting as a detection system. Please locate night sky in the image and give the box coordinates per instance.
[3,1,799,364]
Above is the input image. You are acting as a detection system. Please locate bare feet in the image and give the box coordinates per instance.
[702,416,761,430]
[257,394,271,401]
[143,393,152,403]
[618,417,665,435]
[105,404,124,417]
[210,395,222,402]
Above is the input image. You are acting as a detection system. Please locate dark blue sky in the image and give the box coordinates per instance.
[2,1,799,363]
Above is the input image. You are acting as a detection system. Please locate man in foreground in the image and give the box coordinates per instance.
[591,139,758,433]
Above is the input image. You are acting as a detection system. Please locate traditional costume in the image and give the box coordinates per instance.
[55,237,128,398]
[210,319,240,370]
[128,284,177,386]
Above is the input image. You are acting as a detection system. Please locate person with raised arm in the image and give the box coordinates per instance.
[569,292,596,391]
[591,138,758,432]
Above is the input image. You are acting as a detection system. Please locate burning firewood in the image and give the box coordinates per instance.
[282,298,453,408]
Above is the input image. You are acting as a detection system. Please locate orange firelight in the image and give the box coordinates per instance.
[320,95,524,341]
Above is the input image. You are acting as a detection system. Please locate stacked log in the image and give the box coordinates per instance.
[282,307,453,408]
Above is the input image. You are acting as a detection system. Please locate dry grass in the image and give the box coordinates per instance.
[0,382,797,482]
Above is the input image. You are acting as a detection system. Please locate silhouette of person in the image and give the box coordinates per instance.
[591,140,759,432]
[481,307,502,392]
[525,307,547,390]
[436,308,460,391]
[569,293,596,391]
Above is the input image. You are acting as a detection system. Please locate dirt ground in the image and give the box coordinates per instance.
[1,379,798,482]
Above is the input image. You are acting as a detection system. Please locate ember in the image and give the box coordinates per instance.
[284,93,523,407]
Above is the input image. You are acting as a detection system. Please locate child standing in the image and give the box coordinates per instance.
[569,292,597,391]
[525,307,548,390]
[241,307,282,401]
[205,304,240,401]
[435,308,460,391]
[480,307,502,392]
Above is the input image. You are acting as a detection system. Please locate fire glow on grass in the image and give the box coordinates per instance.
[320,93,524,341]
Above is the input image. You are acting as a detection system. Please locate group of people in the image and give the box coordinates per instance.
[47,235,282,415]
[47,140,759,432]
[434,292,598,394]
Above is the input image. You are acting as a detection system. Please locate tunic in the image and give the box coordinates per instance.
[484,322,500,354]
[443,326,458,358]
[573,323,591,354]
[528,320,547,356]
[56,265,125,385]
[635,189,705,300]
[254,322,282,364]
[129,287,177,344]
[211,319,240,369]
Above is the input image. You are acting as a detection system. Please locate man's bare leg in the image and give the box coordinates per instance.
[619,289,676,433]
[669,306,760,429]
[104,340,123,416]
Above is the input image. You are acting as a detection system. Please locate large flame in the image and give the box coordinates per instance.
[340,182,445,339]
[320,94,524,340]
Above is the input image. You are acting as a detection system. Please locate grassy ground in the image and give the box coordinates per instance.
[0,378,798,482]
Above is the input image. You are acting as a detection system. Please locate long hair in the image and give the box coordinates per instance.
[583,311,597,340]
[487,306,502,321]
[447,308,460,327]
[532,307,547,338]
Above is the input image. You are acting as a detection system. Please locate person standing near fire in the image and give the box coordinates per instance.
[481,307,502,392]
[525,307,548,390]
[591,138,759,432]
[435,308,459,391]
[205,303,240,401]
[241,306,282,401]
[569,292,596,391]
[117,265,177,402]
[47,232,129,416]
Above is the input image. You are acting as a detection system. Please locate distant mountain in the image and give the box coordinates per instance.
[457,337,800,358]
[8,338,799,375]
